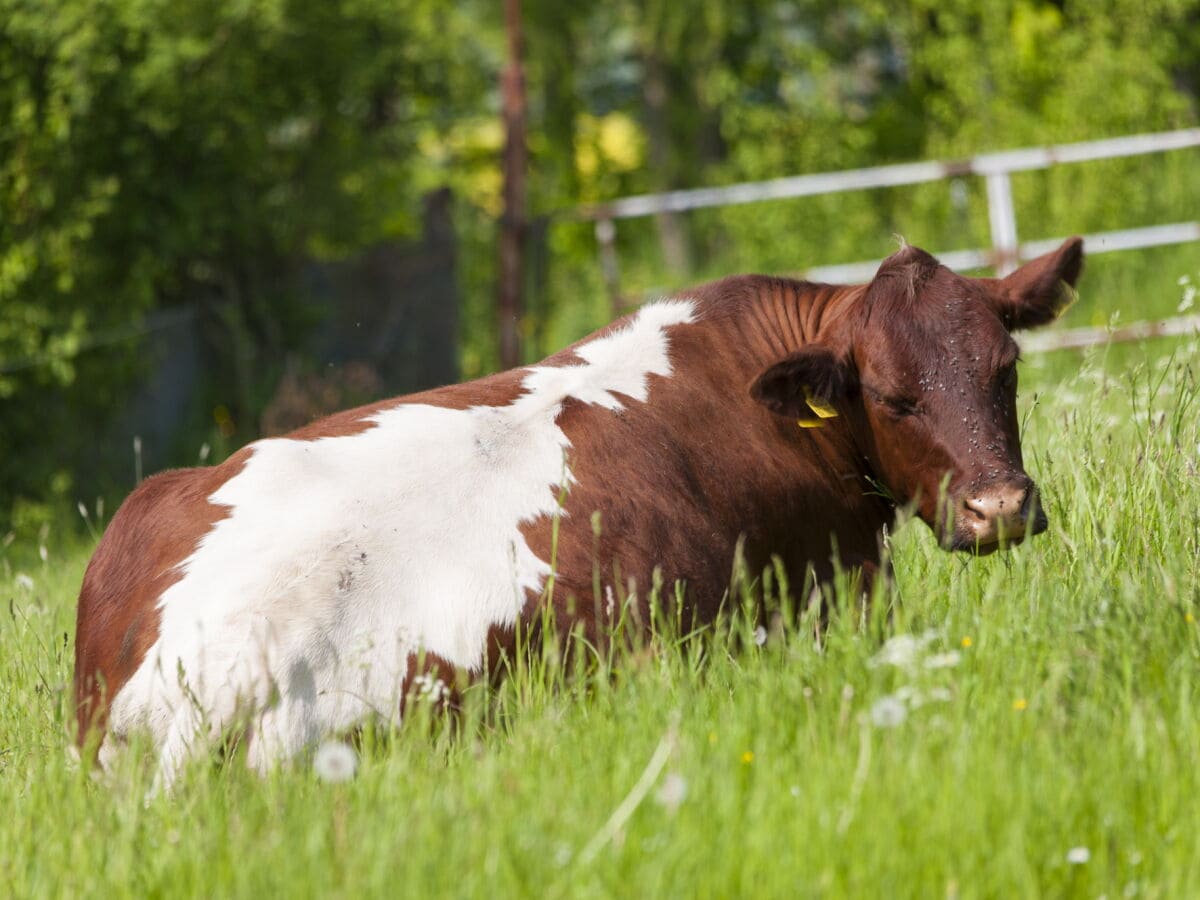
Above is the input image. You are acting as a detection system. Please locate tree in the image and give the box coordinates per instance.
[0,0,496,528]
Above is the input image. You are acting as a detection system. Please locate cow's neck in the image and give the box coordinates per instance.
[729,278,865,357]
[668,278,892,572]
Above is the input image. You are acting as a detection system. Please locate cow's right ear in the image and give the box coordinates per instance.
[750,346,858,419]
[987,236,1085,330]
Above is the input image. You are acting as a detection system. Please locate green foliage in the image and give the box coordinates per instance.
[0,0,495,526]
[527,0,1200,351]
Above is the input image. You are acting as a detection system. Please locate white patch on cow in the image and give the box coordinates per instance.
[105,299,696,788]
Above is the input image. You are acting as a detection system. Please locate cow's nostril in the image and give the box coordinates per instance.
[962,497,989,522]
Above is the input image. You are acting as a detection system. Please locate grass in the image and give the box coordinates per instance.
[3,324,1200,897]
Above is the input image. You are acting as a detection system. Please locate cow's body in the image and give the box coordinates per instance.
[75,240,1083,787]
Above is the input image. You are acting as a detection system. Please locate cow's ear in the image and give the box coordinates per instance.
[988,237,1084,331]
[750,345,858,418]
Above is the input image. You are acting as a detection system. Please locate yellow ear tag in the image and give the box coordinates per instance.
[804,387,839,419]
[796,417,825,429]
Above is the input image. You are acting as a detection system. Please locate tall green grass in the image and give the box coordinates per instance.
[2,328,1199,898]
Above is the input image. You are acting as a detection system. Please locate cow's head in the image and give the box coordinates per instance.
[752,238,1083,552]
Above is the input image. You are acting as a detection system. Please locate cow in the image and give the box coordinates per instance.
[74,237,1083,788]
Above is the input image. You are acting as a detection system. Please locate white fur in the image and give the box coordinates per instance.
[104,300,696,787]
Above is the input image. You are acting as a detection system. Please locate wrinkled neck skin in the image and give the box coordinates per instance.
[677,279,892,590]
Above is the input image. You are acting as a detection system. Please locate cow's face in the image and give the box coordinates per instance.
[752,238,1083,552]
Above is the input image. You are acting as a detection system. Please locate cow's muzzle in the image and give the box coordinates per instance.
[951,479,1047,553]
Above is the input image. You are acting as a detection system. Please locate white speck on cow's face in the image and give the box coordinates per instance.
[105,300,696,784]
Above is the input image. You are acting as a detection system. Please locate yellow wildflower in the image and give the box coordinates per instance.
[741,751,755,764]
[961,636,973,648]
[1013,698,1028,711]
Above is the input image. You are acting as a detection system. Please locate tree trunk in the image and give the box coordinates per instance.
[497,0,527,369]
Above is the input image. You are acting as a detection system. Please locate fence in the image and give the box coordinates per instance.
[570,129,1200,352]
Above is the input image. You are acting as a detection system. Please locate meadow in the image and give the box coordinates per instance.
[2,277,1200,898]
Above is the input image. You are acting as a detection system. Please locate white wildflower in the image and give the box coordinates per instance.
[893,686,953,709]
[1178,284,1196,313]
[924,651,961,670]
[1066,846,1091,865]
[411,674,450,703]
[753,625,768,647]
[870,695,908,728]
[313,740,358,784]
[869,630,937,669]
[655,772,688,812]
[14,573,34,592]
[38,544,48,563]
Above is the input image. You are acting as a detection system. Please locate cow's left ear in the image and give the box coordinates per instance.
[750,345,858,419]
[987,236,1085,330]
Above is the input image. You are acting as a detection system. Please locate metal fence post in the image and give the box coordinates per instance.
[985,171,1019,276]
[595,217,623,317]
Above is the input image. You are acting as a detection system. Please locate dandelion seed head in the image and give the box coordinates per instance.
[870,695,907,728]
[14,573,34,592]
[1066,846,1090,864]
[313,740,358,784]
[753,625,768,647]
[655,772,688,812]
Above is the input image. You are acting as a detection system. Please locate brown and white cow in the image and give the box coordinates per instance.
[74,237,1083,786]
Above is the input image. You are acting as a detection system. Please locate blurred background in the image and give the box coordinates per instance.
[1,0,1198,538]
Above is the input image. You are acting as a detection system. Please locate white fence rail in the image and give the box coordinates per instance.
[570,129,1200,351]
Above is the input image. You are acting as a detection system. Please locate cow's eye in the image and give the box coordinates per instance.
[884,396,918,417]
[873,392,917,417]
[865,385,918,417]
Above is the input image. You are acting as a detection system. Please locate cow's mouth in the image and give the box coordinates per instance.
[944,505,1049,554]
[933,479,1049,554]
